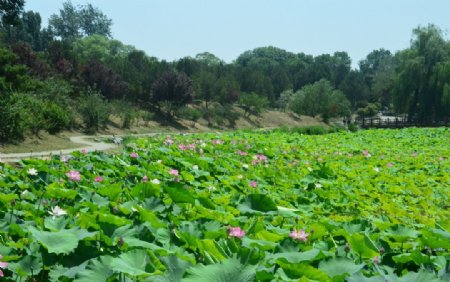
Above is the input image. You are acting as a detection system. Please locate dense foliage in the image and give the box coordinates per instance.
[1,1,450,143]
[0,128,449,280]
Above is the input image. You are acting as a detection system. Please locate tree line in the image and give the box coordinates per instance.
[1,0,449,142]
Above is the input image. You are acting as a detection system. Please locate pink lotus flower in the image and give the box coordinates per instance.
[130,152,138,158]
[164,138,174,145]
[373,256,379,265]
[142,175,148,183]
[289,229,309,242]
[212,139,224,145]
[362,150,371,158]
[169,169,179,176]
[237,150,248,156]
[249,181,257,188]
[387,162,393,167]
[94,176,103,182]
[60,155,71,162]
[0,255,8,277]
[252,154,268,165]
[228,226,245,239]
[66,170,81,182]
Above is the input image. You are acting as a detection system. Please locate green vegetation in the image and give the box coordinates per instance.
[1,1,450,143]
[0,128,448,280]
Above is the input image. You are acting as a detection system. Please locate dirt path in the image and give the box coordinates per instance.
[0,133,160,163]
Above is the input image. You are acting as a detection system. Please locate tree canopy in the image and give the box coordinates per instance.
[1,0,449,142]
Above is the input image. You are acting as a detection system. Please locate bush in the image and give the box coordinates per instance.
[348,123,358,132]
[0,92,26,143]
[356,102,381,117]
[176,106,201,125]
[111,100,138,129]
[274,125,339,135]
[79,89,111,133]
[276,89,294,111]
[201,104,241,128]
[239,92,269,117]
[15,93,46,135]
[43,102,71,134]
[292,126,327,135]
[141,111,154,126]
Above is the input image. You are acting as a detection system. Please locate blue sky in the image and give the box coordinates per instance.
[25,0,450,68]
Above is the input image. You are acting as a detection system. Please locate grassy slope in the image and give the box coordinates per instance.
[0,109,327,154]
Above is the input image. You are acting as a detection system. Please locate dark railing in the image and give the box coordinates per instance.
[355,116,450,129]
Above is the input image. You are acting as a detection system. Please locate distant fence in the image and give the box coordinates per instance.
[355,116,450,129]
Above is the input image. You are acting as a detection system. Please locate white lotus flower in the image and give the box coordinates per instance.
[49,206,67,217]
[151,178,161,185]
[27,168,38,176]
[192,165,199,170]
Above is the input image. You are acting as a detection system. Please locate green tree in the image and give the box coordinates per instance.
[359,49,393,88]
[2,10,51,51]
[0,0,24,27]
[239,92,269,117]
[79,88,111,133]
[195,52,224,66]
[338,70,370,110]
[150,70,194,117]
[393,24,450,121]
[72,34,134,64]
[289,79,350,122]
[48,1,112,41]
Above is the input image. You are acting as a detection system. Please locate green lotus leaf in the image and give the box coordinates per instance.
[109,249,153,277]
[74,256,114,282]
[268,249,323,264]
[348,233,379,258]
[28,227,80,255]
[319,257,365,278]
[182,258,256,282]
[8,255,43,278]
[163,183,195,204]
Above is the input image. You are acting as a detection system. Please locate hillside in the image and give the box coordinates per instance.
[0,109,327,156]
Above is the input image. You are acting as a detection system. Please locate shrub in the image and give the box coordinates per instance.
[201,104,241,128]
[239,92,269,117]
[356,102,381,117]
[111,100,138,129]
[0,92,26,143]
[348,123,358,132]
[276,89,294,111]
[141,111,154,126]
[79,89,111,133]
[292,125,327,135]
[15,93,46,135]
[176,106,201,125]
[43,102,71,134]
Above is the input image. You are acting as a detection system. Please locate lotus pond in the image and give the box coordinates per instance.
[0,127,449,281]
